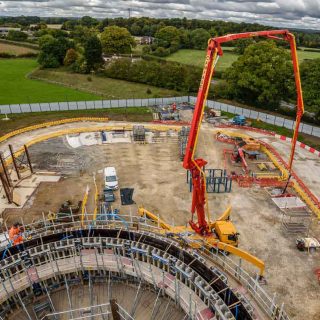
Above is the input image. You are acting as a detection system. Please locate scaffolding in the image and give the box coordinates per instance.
[0,212,290,320]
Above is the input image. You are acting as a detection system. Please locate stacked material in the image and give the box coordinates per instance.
[179,126,190,160]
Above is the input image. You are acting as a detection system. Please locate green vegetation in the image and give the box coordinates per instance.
[100,26,136,55]
[164,47,320,71]
[222,41,293,109]
[31,67,181,99]
[38,34,74,68]
[300,59,320,116]
[0,59,100,105]
[83,35,103,72]
[296,50,320,61]
[164,49,239,71]
[0,107,153,136]
[7,30,28,41]
[104,58,200,93]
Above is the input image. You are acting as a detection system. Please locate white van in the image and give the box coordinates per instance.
[104,167,118,190]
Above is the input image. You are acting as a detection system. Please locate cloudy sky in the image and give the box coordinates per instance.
[0,0,320,30]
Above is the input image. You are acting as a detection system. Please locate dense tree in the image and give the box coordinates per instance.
[300,59,320,113]
[104,58,202,92]
[233,39,255,54]
[70,25,97,44]
[80,16,99,27]
[154,26,180,49]
[1,16,320,48]
[223,41,293,108]
[190,28,210,50]
[100,26,136,54]
[38,34,74,68]
[62,19,79,31]
[84,36,103,72]
[64,48,78,66]
[130,23,142,36]
[7,30,28,41]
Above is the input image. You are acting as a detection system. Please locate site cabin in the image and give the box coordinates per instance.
[104,167,118,190]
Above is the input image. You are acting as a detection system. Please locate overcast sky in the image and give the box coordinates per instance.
[0,0,320,30]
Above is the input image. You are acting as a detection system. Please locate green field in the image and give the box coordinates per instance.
[296,49,320,60]
[164,48,320,70]
[165,49,239,71]
[31,68,181,99]
[0,59,100,105]
[0,59,180,106]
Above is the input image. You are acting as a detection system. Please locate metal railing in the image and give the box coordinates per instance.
[0,96,319,138]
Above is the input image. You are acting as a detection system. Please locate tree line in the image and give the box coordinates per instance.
[1,15,318,120]
[1,15,320,48]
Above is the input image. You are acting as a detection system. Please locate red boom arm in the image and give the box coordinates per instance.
[183,30,304,235]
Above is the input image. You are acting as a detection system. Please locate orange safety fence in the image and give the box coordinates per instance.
[215,123,275,136]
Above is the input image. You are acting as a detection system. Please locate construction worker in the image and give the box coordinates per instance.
[9,222,24,248]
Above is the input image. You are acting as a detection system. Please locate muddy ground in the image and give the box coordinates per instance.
[2,127,320,320]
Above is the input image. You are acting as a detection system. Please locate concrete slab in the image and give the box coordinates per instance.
[0,173,61,215]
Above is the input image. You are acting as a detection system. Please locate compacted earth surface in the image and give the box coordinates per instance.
[0,121,319,319]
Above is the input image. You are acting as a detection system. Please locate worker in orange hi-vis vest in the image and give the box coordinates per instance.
[9,222,24,246]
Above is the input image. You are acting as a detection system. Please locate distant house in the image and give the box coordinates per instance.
[140,36,154,45]
[0,27,21,37]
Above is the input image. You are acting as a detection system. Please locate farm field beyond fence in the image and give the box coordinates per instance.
[0,43,38,55]
[0,59,100,105]
[165,48,320,69]
[0,59,181,105]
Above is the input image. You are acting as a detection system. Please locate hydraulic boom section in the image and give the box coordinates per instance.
[183,30,305,236]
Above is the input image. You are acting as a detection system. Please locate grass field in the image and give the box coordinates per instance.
[165,47,320,70]
[0,59,180,106]
[31,68,181,99]
[165,49,239,71]
[296,49,320,60]
[0,59,100,105]
[0,43,38,55]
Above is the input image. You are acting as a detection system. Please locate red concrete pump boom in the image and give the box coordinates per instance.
[183,30,304,236]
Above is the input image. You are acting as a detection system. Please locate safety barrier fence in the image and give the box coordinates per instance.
[1,96,319,137]
[0,213,289,320]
